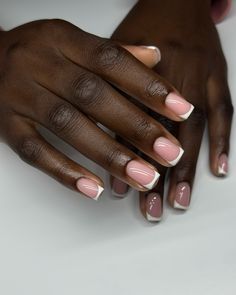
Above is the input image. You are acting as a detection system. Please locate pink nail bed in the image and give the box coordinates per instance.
[146,193,162,222]
[112,178,129,197]
[153,137,184,166]
[218,153,228,176]
[126,160,160,189]
[174,182,191,210]
[76,178,104,200]
[165,92,194,119]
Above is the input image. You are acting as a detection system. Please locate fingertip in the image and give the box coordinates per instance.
[111,177,129,198]
[122,44,161,68]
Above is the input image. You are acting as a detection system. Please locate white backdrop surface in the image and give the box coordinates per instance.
[0,1,235,294]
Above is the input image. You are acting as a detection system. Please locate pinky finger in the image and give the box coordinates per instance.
[5,115,104,200]
[207,74,234,177]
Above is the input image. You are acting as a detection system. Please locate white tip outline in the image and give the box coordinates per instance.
[146,212,162,222]
[168,147,184,166]
[174,200,189,210]
[143,46,161,63]
[179,104,195,120]
[93,185,104,201]
[111,189,126,198]
[143,170,160,190]
[218,165,227,176]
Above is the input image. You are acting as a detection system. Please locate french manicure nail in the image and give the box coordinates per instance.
[165,92,194,119]
[141,45,161,63]
[126,160,160,189]
[218,153,228,176]
[112,178,129,197]
[76,178,104,200]
[146,193,162,222]
[153,137,184,166]
[174,182,191,210]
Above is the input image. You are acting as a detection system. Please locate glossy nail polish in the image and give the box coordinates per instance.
[141,46,161,63]
[165,92,194,119]
[112,178,129,197]
[218,153,228,176]
[153,137,184,166]
[146,193,162,222]
[126,160,160,189]
[174,182,191,210]
[76,178,104,200]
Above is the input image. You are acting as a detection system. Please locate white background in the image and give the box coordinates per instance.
[0,1,236,294]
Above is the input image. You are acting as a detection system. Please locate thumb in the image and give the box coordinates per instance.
[122,45,161,68]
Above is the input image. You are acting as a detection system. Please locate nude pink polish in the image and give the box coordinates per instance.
[174,182,191,210]
[153,137,184,166]
[146,193,162,221]
[112,178,129,197]
[76,178,104,200]
[218,153,228,176]
[165,92,194,119]
[126,160,160,189]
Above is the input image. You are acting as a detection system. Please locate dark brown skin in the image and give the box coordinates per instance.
[111,0,234,218]
[0,19,187,196]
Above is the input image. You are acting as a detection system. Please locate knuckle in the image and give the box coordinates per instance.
[6,42,26,64]
[18,136,43,164]
[133,116,154,141]
[47,103,78,134]
[95,41,125,69]
[145,79,168,98]
[105,147,124,168]
[188,106,206,127]
[176,162,196,179]
[71,73,104,107]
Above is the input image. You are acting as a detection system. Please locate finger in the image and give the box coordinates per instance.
[140,114,176,221]
[167,100,206,210]
[13,87,160,192]
[57,25,194,121]
[207,68,234,177]
[122,45,161,68]
[140,162,168,222]
[34,59,184,167]
[110,136,136,197]
[4,114,105,200]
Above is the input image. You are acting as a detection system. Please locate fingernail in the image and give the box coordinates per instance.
[141,46,161,63]
[165,92,194,119]
[126,160,160,189]
[174,182,191,210]
[76,178,104,200]
[112,178,129,197]
[218,153,228,176]
[146,193,162,222]
[153,137,184,166]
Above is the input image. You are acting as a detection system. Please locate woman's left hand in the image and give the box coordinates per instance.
[110,0,234,221]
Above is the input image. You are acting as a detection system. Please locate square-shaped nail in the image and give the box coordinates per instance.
[153,137,184,166]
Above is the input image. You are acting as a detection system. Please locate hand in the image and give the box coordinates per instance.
[0,19,193,200]
[111,0,234,220]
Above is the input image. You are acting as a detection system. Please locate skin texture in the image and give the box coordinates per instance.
[111,0,234,219]
[0,19,192,199]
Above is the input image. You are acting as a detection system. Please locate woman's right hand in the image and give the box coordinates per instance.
[0,19,194,200]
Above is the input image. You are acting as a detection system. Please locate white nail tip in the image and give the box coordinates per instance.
[111,189,126,198]
[168,147,184,166]
[143,46,161,62]
[143,171,160,189]
[146,212,162,222]
[93,185,104,201]
[179,104,195,120]
[174,200,189,210]
[218,165,227,176]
